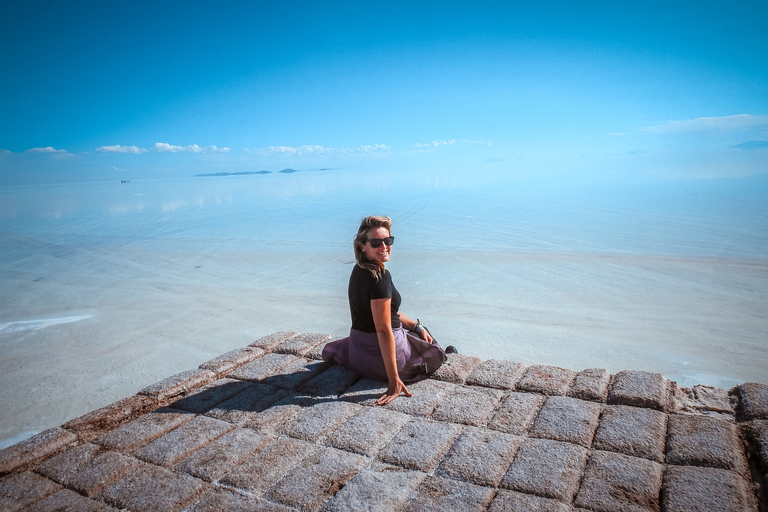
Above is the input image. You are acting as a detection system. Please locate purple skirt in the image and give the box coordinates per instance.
[322,326,447,383]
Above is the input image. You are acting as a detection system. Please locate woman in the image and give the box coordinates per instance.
[323,215,449,405]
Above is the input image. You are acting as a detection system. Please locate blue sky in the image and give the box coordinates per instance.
[1,0,767,184]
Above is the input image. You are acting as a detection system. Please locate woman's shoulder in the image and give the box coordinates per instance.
[351,264,391,287]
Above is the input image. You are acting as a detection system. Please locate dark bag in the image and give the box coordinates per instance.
[398,331,448,382]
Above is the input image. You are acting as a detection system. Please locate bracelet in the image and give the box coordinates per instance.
[413,319,425,333]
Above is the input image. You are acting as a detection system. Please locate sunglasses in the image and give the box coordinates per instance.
[367,236,395,248]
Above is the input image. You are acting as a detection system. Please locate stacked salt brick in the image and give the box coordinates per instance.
[1,332,766,511]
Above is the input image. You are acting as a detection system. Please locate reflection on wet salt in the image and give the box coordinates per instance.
[109,202,145,214]
[0,315,93,334]
[161,200,187,212]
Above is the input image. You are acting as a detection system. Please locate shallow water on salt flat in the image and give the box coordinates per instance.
[1,168,767,447]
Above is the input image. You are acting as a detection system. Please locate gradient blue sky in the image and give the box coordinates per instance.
[1,0,767,184]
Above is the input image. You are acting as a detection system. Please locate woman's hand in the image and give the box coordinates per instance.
[377,378,412,405]
[398,312,434,344]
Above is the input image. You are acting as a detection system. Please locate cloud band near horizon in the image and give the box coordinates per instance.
[97,143,231,154]
[644,114,768,134]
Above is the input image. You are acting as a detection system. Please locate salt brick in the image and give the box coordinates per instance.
[689,384,737,414]
[264,446,367,512]
[304,339,334,361]
[528,396,602,447]
[97,461,208,512]
[260,358,330,391]
[384,379,455,417]
[133,415,234,467]
[500,437,588,502]
[0,428,77,476]
[740,382,768,420]
[568,368,610,402]
[431,353,483,384]
[466,359,526,389]
[169,378,251,414]
[662,465,756,512]
[435,426,522,487]
[592,405,667,462]
[488,391,546,435]
[138,368,216,400]
[23,488,118,511]
[37,443,142,496]
[242,393,313,435]
[279,401,361,442]
[339,379,388,406]
[0,471,61,512]
[226,352,300,382]
[174,427,274,482]
[608,370,670,411]
[273,333,332,356]
[488,489,570,512]
[199,346,266,374]
[63,395,156,435]
[322,462,425,512]
[747,419,768,473]
[205,383,291,425]
[95,407,195,453]
[430,385,505,426]
[516,365,576,396]
[299,364,361,397]
[323,407,410,457]
[573,450,663,512]
[249,331,298,351]
[404,475,495,512]
[189,488,293,512]
[666,414,745,471]
[378,418,462,472]
[219,436,317,493]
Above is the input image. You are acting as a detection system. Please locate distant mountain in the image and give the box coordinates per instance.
[279,168,300,173]
[731,140,768,150]
[195,170,271,177]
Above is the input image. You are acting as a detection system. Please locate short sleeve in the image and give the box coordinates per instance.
[368,270,393,300]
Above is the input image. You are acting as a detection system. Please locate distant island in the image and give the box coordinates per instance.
[279,168,299,173]
[731,140,768,150]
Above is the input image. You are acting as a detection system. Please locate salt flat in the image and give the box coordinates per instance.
[1,170,766,447]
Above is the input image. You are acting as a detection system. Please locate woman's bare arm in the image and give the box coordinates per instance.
[371,298,411,405]
[398,312,434,343]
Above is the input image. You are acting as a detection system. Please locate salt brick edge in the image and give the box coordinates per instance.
[137,368,217,401]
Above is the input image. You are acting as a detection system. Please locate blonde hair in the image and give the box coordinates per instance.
[353,215,392,280]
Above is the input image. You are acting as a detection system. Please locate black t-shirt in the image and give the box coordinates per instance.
[348,264,402,333]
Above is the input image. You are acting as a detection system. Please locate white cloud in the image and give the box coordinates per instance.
[244,144,388,156]
[26,146,69,154]
[97,145,148,154]
[413,139,456,148]
[245,145,327,155]
[153,143,230,153]
[644,114,768,134]
[94,143,230,154]
[342,144,388,153]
